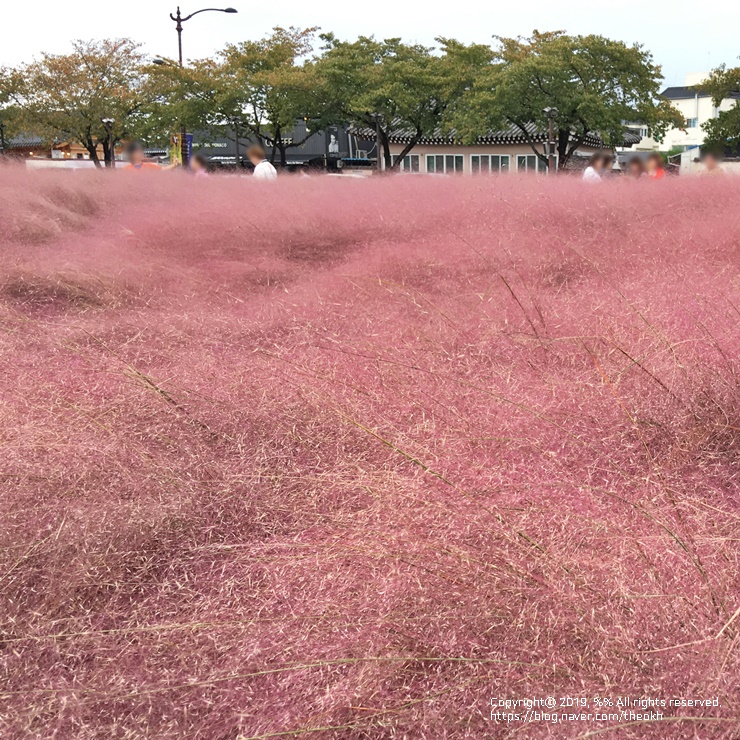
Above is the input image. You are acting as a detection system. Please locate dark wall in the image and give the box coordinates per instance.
[191,120,359,166]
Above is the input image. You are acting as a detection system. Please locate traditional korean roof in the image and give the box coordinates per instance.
[5,133,46,149]
[351,121,641,148]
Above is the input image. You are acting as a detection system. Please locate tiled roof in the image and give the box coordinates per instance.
[6,133,45,148]
[352,121,641,148]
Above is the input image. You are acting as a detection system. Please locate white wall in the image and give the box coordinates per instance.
[634,73,738,153]
[679,150,740,175]
[26,159,98,170]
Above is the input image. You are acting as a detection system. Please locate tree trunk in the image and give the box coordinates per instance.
[273,125,286,166]
[557,129,569,170]
[101,140,111,168]
[389,136,420,171]
[379,128,393,170]
[558,123,588,171]
[508,118,549,169]
[279,131,315,166]
[85,135,102,169]
[275,126,287,167]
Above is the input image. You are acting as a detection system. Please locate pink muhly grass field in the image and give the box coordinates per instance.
[0,166,738,739]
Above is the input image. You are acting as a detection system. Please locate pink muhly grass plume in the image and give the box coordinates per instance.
[0,166,738,738]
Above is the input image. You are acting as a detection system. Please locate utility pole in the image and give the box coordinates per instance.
[0,121,6,155]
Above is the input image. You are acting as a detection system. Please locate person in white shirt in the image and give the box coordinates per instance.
[248,145,278,180]
[582,152,606,182]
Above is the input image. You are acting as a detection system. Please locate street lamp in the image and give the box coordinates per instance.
[543,107,558,174]
[169,6,237,67]
[165,6,238,166]
[101,118,115,168]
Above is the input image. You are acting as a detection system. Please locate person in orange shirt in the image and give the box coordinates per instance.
[646,153,666,180]
[123,142,161,172]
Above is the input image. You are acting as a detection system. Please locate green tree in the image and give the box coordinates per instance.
[9,39,150,167]
[312,35,491,170]
[221,27,323,165]
[450,31,682,170]
[140,57,222,145]
[148,28,324,166]
[702,65,740,154]
[0,67,24,151]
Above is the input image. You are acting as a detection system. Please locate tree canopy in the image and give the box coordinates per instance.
[148,28,324,165]
[311,35,491,169]
[9,39,149,166]
[0,67,25,145]
[448,31,682,169]
[702,65,740,154]
[3,29,685,170]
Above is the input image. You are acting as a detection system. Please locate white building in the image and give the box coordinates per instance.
[629,72,740,154]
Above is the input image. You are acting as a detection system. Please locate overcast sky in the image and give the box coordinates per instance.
[2,1,739,86]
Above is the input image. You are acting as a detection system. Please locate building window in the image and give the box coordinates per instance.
[426,154,464,174]
[471,154,510,174]
[516,154,548,174]
[393,154,420,172]
[685,118,698,128]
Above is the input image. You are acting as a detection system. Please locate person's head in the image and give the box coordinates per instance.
[702,151,722,171]
[126,141,146,166]
[646,153,664,173]
[601,152,614,170]
[247,145,266,166]
[589,152,605,171]
[628,157,645,178]
[191,152,209,173]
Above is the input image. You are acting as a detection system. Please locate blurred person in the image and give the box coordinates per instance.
[190,152,210,178]
[702,151,724,176]
[248,145,277,181]
[628,157,645,179]
[582,152,605,182]
[646,153,666,180]
[123,142,160,172]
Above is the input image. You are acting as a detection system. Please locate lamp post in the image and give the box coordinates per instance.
[165,6,237,166]
[543,106,558,174]
[232,115,241,169]
[101,118,115,168]
[0,121,6,155]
